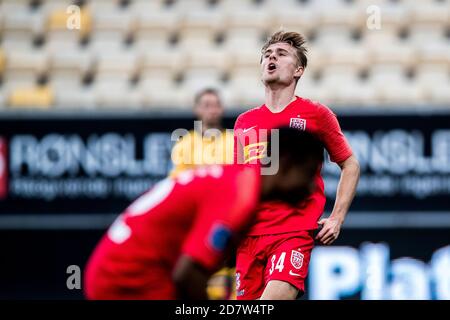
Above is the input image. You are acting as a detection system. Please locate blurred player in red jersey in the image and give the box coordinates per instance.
[84,128,324,300]
[234,31,361,300]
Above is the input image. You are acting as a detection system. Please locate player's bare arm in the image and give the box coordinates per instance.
[173,255,210,300]
[316,155,360,245]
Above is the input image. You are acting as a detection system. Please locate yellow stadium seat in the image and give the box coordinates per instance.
[47,6,92,38]
[0,50,5,75]
[8,85,54,109]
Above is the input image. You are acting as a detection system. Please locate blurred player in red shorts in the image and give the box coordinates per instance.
[84,128,324,300]
[234,31,361,300]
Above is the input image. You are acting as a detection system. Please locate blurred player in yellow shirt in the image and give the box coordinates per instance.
[170,88,234,177]
[170,88,236,299]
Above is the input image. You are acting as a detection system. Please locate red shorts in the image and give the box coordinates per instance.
[235,230,314,300]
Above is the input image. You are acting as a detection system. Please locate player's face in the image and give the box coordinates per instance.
[261,42,303,86]
[194,93,224,127]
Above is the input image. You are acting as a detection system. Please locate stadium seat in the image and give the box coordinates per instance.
[417,41,450,65]
[48,49,93,90]
[0,49,5,75]
[429,84,450,105]
[2,9,45,50]
[86,0,123,12]
[52,84,96,110]
[94,81,141,109]
[138,61,182,108]
[92,51,141,108]
[129,0,168,13]
[369,64,423,105]
[225,50,262,107]
[315,0,363,29]
[296,72,323,105]
[47,45,94,109]
[182,69,222,96]
[271,6,318,39]
[409,10,448,51]
[315,25,355,49]
[8,84,54,109]
[134,10,180,53]
[4,50,48,87]
[0,87,5,109]
[45,5,92,52]
[40,0,74,14]
[370,44,418,69]
[324,45,369,72]
[359,0,409,49]
[303,46,325,74]
[409,0,449,27]
[416,63,450,104]
[320,66,362,105]
[226,66,265,107]
[0,0,30,21]
[171,0,216,12]
[141,50,184,75]
[221,0,266,12]
[178,9,224,51]
[223,3,270,55]
[89,9,134,54]
[183,50,230,93]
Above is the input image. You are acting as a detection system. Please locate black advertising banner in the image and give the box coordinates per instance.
[2,228,449,299]
[0,115,194,215]
[0,113,449,215]
[323,114,450,212]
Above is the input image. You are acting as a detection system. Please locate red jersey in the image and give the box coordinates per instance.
[84,164,260,299]
[234,96,352,235]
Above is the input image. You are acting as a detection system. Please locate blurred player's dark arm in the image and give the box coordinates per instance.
[173,255,210,300]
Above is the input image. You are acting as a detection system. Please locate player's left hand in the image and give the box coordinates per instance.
[316,217,342,245]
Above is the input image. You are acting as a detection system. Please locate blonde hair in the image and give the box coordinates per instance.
[261,30,308,69]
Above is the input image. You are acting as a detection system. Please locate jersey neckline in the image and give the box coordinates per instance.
[262,95,300,114]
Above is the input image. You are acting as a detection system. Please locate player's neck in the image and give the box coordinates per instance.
[264,86,297,113]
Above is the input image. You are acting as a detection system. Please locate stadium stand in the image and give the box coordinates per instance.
[0,0,448,109]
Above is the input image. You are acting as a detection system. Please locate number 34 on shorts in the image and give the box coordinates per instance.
[268,249,305,277]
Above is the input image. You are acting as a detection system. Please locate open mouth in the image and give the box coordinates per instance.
[268,63,277,71]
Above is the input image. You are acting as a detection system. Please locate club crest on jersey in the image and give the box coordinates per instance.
[291,250,304,269]
[289,117,306,131]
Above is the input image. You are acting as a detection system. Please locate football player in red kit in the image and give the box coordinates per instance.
[84,128,324,300]
[234,31,361,300]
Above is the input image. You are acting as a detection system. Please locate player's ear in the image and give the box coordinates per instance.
[294,66,304,79]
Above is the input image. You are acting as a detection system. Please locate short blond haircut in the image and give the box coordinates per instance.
[261,31,308,69]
